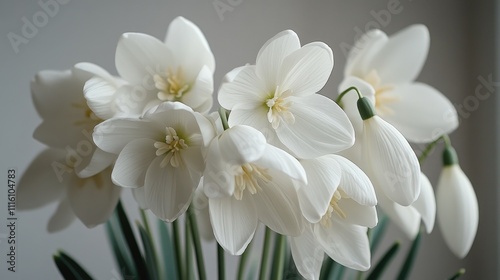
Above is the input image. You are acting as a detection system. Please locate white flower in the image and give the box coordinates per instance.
[31,63,119,178]
[339,25,458,143]
[108,16,215,115]
[18,149,120,232]
[218,30,354,159]
[291,155,378,279]
[93,102,214,221]
[203,125,306,255]
[436,147,478,258]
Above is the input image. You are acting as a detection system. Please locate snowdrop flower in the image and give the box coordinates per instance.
[339,25,458,143]
[203,125,306,255]
[437,146,478,258]
[291,155,378,279]
[18,149,120,232]
[107,16,215,116]
[218,30,354,159]
[31,63,120,178]
[93,102,214,221]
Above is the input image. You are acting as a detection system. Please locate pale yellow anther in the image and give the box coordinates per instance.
[155,68,190,101]
[155,127,188,168]
[233,163,271,200]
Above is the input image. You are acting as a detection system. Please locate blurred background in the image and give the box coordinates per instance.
[0,0,497,279]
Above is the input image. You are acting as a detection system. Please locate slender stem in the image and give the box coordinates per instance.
[187,207,207,280]
[219,107,230,130]
[186,217,194,280]
[336,86,362,104]
[172,219,185,280]
[319,258,334,280]
[448,268,466,280]
[258,227,273,280]
[237,240,252,280]
[218,244,226,280]
[139,209,159,276]
[271,234,286,280]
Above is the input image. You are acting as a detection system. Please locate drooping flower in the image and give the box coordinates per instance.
[203,125,306,255]
[103,16,215,116]
[17,149,120,231]
[218,30,354,159]
[339,25,458,143]
[436,146,478,258]
[93,102,214,221]
[31,63,120,178]
[291,155,378,279]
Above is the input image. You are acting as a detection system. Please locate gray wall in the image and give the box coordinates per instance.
[0,0,496,279]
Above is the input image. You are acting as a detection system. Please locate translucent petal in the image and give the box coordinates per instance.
[254,144,307,184]
[47,199,76,233]
[75,148,116,178]
[83,77,118,120]
[290,226,323,280]
[332,155,377,206]
[345,29,388,78]
[112,139,157,188]
[218,125,267,165]
[377,190,421,239]
[412,172,436,233]
[218,66,267,110]
[181,65,214,114]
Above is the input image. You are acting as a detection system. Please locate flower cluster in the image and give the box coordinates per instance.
[19,17,479,279]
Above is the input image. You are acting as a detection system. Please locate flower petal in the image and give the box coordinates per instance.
[144,157,195,221]
[277,94,354,159]
[314,221,371,271]
[67,168,121,228]
[254,144,307,184]
[48,199,76,233]
[298,156,341,223]
[338,76,376,134]
[332,155,377,206]
[75,148,116,178]
[181,65,214,113]
[345,29,388,78]
[363,116,420,206]
[377,190,421,239]
[437,165,478,258]
[209,196,257,255]
[336,199,378,228]
[369,24,429,84]
[112,84,156,117]
[256,30,301,92]
[382,83,459,143]
[218,66,267,110]
[219,125,267,165]
[33,119,91,149]
[193,182,215,241]
[290,226,323,280]
[83,76,118,120]
[115,32,170,84]
[278,42,333,97]
[112,138,157,188]
[132,187,148,209]
[253,170,303,236]
[203,139,235,198]
[412,172,436,233]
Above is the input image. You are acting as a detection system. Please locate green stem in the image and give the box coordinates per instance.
[237,240,252,280]
[271,234,286,280]
[448,268,466,280]
[319,258,334,280]
[336,86,362,104]
[366,242,400,280]
[139,209,159,277]
[258,227,273,280]
[188,207,207,280]
[172,219,185,280]
[218,244,226,280]
[397,230,423,280]
[418,134,451,164]
[219,107,230,130]
[186,217,194,280]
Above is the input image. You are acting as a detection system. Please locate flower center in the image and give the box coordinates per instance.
[154,127,188,168]
[320,189,347,228]
[265,87,295,129]
[72,100,102,127]
[154,68,190,101]
[233,163,271,200]
[364,70,398,116]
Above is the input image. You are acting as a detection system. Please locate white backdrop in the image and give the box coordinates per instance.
[0,0,497,279]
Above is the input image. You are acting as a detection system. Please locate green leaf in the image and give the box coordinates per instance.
[105,220,136,279]
[366,242,400,280]
[329,263,346,280]
[187,206,207,280]
[258,227,273,280]
[270,233,286,280]
[158,219,178,280]
[53,251,94,280]
[237,240,252,280]
[397,231,422,280]
[138,222,160,280]
[369,215,388,252]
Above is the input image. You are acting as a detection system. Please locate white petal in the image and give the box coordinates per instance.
[369,24,429,84]
[437,165,478,258]
[219,125,267,165]
[218,66,267,110]
[338,76,376,135]
[345,29,388,78]
[33,119,91,149]
[112,139,157,188]
[192,182,214,241]
[203,139,235,198]
[254,144,307,184]
[93,118,160,154]
[181,65,214,114]
[363,116,420,206]
[165,17,215,80]
[145,157,195,221]
[253,170,303,236]
[209,196,257,255]
[278,42,333,97]
[256,30,301,92]
[377,190,421,239]
[412,173,436,233]
[115,32,170,84]
[112,84,156,117]
[277,95,354,159]
[227,104,271,135]
[75,148,116,178]
[84,77,118,120]
[67,168,121,228]
[290,226,323,280]
[382,83,459,143]
[298,157,341,223]
[73,62,115,83]
[17,149,66,210]
[332,155,377,206]
[336,199,378,228]
[48,199,76,233]
[132,187,148,209]
[314,222,371,271]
